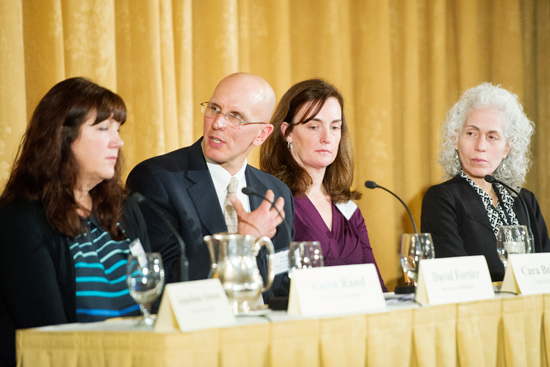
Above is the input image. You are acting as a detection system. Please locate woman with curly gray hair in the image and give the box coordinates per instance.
[421,82,550,281]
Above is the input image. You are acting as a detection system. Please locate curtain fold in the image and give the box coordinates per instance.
[1,0,548,290]
[0,0,27,185]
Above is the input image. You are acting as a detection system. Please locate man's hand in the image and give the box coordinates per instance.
[230,189,285,238]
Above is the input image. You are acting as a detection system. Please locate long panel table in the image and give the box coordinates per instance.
[16,294,550,367]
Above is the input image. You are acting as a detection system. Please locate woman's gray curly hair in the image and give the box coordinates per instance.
[439,82,534,190]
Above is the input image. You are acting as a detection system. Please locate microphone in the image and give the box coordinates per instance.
[131,192,189,282]
[365,180,418,294]
[484,175,535,252]
[365,180,419,234]
[241,187,293,246]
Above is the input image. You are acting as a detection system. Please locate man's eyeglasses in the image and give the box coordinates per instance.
[200,102,267,128]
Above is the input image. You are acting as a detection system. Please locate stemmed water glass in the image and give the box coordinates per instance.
[496,225,530,268]
[288,241,324,278]
[127,252,165,328]
[400,233,435,286]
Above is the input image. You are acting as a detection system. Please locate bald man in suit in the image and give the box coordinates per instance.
[126,73,294,300]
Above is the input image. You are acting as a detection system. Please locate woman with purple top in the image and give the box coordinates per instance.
[260,79,387,291]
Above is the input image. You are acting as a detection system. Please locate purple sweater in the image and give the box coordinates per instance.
[293,196,387,291]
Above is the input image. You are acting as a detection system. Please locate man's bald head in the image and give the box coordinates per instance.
[202,72,276,175]
[211,72,276,124]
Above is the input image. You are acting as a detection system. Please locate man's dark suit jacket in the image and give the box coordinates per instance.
[421,175,550,281]
[126,138,294,299]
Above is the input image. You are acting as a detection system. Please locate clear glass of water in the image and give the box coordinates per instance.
[497,225,530,268]
[127,252,165,328]
[400,233,435,286]
[288,241,324,278]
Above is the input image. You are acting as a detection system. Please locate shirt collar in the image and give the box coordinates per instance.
[201,140,250,212]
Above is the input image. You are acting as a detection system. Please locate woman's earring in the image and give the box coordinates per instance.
[287,141,292,151]
[455,150,459,160]
[501,159,507,171]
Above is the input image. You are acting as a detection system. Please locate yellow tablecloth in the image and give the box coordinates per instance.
[16,294,550,367]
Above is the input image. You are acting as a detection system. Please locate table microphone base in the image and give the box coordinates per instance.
[394,285,415,294]
[268,296,289,310]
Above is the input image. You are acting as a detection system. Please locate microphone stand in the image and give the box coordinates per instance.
[132,192,190,282]
[365,181,418,233]
[365,180,417,294]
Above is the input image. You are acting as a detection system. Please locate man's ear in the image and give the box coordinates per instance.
[253,124,274,146]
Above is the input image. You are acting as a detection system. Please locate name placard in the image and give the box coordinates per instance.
[287,264,385,317]
[416,256,494,305]
[155,279,236,332]
[501,253,550,295]
[272,250,290,275]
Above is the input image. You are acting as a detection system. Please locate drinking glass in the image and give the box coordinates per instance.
[497,225,530,268]
[127,252,165,328]
[400,233,435,286]
[288,241,324,278]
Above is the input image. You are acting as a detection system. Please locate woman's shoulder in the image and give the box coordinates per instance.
[293,194,312,208]
[519,186,535,197]
[0,198,59,248]
[424,176,468,197]
[422,176,477,213]
[518,187,540,207]
[0,197,45,222]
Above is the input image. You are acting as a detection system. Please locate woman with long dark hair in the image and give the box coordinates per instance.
[0,77,150,366]
[260,79,386,291]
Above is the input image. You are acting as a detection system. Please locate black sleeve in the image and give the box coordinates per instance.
[522,189,550,253]
[0,201,69,366]
[421,185,469,258]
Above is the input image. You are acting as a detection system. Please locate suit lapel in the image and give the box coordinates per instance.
[185,152,275,235]
[187,140,226,235]
[245,167,269,210]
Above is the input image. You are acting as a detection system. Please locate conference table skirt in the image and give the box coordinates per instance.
[16,294,550,367]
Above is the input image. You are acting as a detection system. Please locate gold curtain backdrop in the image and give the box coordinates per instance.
[1,0,549,290]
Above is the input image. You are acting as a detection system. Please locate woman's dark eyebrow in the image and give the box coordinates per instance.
[310,117,342,123]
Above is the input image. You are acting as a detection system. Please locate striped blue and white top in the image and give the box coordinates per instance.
[68,216,140,322]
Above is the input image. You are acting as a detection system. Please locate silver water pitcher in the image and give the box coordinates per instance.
[204,233,275,314]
